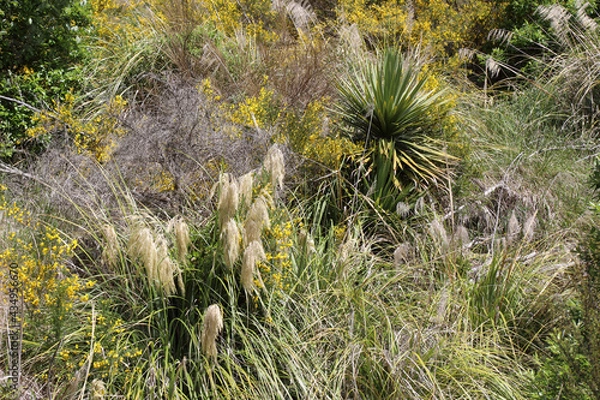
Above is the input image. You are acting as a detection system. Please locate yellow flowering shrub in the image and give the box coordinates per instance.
[228,86,281,130]
[338,0,409,44]
[90,0,151,43]
[26,93,127,162]
[282,99,362,169]
[0,186,146,386]
[337,0,509,60]
[259,217,295,294]
[0,199,81,321]
[56,312,144,382]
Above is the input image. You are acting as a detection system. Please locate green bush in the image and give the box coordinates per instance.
[0,0,91,73]
[0,66,84,162]
[530,158,600,399]
[0,0,91,163]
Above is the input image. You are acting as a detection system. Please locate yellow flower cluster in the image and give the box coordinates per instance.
[59,315,143,381]
[283,99,362,168]
[197,0,278,42]
[338,0,409,43]
[261,218,294,293]
[90,0,150,43]
[26,93,127,163]
[228,86,280,130]
[152,170,176,193]
[0,198,82,317]
[337,0,509,62]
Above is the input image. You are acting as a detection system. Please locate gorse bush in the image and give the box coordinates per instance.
[336,0,510,60]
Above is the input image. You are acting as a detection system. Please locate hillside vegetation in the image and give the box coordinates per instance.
[1,0,600,398]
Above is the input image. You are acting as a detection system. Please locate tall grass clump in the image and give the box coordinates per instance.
[1,140,568,398]
[455,83,595,237]
[536,2,600,127]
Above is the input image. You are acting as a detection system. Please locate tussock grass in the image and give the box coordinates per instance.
[1,2,598,398]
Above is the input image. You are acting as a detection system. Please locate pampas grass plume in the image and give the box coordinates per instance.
[453,225,469,246]
[222,219,241,268]
[394,242,412,266]
[396,201,411,218]
[218,173,239,228]
[201,304,224,360]
[171,216,190,264]
[157,236,178,296]
[239,171,254,208]
[244,196,270,244]
[263,145,285,191]
[298,228,316,255]
[429,219,449,250]
[102,223,120,268]
[523,213,537,242]
[507,211,520,245]
[90,378,107,400]
[241,240,266,292]
[128,225,158,283]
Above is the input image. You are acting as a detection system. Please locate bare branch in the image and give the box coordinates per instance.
[0,95,43,113]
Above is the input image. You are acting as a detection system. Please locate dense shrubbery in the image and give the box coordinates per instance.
[0,0,91,162]
[0,0,598,398]
[0,0,90,73]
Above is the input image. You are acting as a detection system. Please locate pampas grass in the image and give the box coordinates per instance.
[201,304,224,360]
[170,216,190,264]
[128,225,159,284]
[102,223,120,268]
[241,240,266,292]
[222,219,241,268]
[239,172,254,209]
[244,196,271,244]
[218,173,240,228]
[156,236,178,296]
[523,213,537,242]
[90,379,107,400]
[263,145,285,192]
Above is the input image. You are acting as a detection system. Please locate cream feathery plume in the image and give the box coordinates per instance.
[239,171,254,209]
[523,213,537,242]
[452,225,469,255]
[396,201,411,218]
[171,216,191,264]
[429,219,449,251]
[298,228,316,256]
[244,196,270,244]
[156,236,178,296]
[241,240,266,292]
[217,173,239,228]
[393,242,412,266]
[453,225,469,246]
[128,225,158,283]
[90,378,107,400]
[263,145,285,191]
[102,223,120,268]
[507,211,520,246]
[221,219,241,268]
[201,304,224,360]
